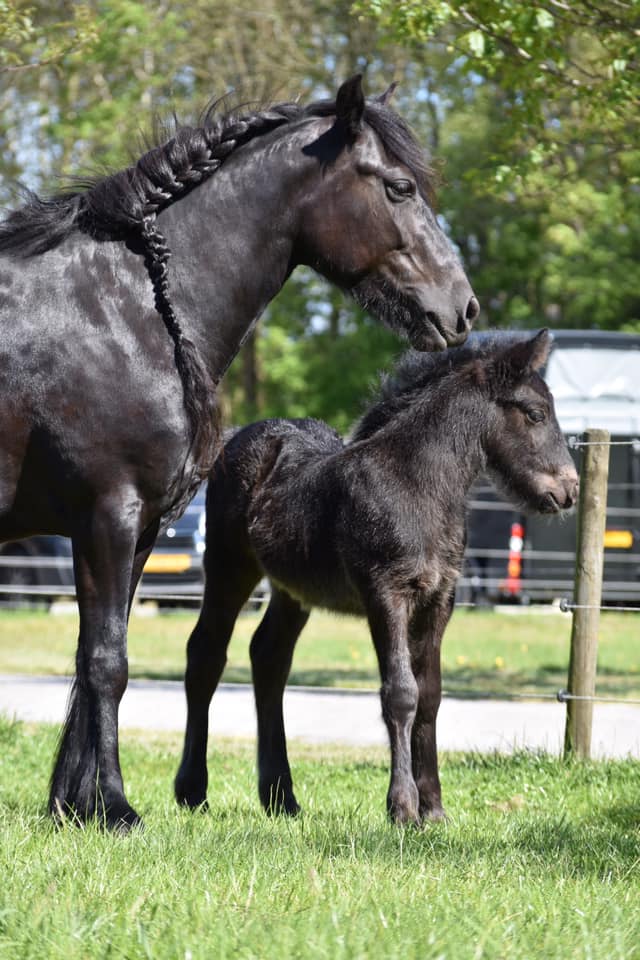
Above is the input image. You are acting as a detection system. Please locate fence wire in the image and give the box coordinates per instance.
[568,435,640,450]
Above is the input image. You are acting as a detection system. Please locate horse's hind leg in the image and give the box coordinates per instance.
[175,554,261,809]
[49,494,142,831]
[250,587,309,815]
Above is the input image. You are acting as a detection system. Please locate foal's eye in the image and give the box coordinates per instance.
[525,408,545,424]
[385,179,415,202]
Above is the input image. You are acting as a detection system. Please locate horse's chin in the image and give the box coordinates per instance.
[351,280,459,352]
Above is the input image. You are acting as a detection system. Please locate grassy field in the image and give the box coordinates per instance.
[0,605,638,700]
[0,716,638,959]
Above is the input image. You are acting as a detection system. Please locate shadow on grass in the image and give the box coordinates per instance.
[127,663,640,700]
[442,664,640,700]
[128,665,382,687]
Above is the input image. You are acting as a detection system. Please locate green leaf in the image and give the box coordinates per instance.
[466,29,485,57]
[535,9,554,29]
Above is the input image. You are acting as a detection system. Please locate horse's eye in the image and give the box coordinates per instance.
[385,179,414,202]
[525,408,545,424]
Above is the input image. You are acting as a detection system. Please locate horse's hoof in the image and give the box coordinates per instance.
[387,787,420,825]
[389,807,421,827]
[50,796,143,833]
[107,808,144,834]
[177,794,210,813]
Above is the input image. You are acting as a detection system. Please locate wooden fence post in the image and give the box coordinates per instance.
[563,428,610,759]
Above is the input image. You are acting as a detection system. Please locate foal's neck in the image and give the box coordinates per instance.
[375,388,486,494]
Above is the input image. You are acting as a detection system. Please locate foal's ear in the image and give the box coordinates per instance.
[377,81,398,105]
[503,329,552,378]
[336,74,365,139]
[527,328,552,370]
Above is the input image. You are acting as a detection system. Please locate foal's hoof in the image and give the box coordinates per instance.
[421,806,447,824]
[387,787,420,826]
[389,805,421,827]
[175,782,208,811]
[260,784,300,817]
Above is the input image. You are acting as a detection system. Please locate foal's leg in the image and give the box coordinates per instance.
[175,555,261,809]
[250,587,309,815]
[49,494,142,830]
[367,597,419,824]
[410,593,454,822]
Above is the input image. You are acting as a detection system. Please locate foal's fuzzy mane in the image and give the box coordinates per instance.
[0,95,436,258]
[351,334,526,442]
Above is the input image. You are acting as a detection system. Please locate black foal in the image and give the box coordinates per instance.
[176,331,578,823]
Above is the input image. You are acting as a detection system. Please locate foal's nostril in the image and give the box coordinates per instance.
[565,478,579,508]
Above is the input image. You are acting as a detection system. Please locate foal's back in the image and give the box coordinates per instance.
[207,416,374,612]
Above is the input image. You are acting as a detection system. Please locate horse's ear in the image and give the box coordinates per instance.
[377,81,398,106]
[335,74,365,139]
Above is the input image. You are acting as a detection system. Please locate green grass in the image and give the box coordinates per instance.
[0,716,639,959]
[0,606,639,700]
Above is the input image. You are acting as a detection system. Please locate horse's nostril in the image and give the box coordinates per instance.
[465,296,480,325]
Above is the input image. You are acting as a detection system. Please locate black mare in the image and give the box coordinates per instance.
[0,75,479,829]
[176,330,578,824]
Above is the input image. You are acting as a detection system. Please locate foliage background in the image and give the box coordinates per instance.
[1,0,638,430]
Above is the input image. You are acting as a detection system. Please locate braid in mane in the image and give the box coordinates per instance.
[80,105,301,235]
[138,215,218,479]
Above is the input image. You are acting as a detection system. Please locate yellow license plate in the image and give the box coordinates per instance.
[604,530,633,549]
[143,553,192,573]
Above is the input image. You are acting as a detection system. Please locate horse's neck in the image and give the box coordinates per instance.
[156,144,303,378]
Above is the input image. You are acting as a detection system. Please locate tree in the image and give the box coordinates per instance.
[356,1,638,161]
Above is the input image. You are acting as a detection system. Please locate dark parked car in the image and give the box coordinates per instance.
[460,329,640,605]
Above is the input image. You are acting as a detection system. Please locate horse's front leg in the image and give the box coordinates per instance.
[49,494,142,831]
[367,595,419,824]
[409,592,454,823]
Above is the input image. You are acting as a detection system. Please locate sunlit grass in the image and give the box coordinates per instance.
[0,716,639,959]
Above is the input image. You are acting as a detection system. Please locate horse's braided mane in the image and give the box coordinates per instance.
[0,94,436,485]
